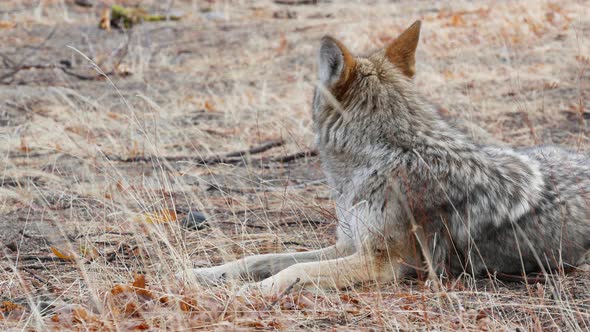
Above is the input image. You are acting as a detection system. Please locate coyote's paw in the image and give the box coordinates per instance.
[240,273,302,298]
[235,281,277,298]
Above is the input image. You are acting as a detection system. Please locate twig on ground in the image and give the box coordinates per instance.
[0,27,56,83]
[18,230,49,242]
[225,140,284,157]
[225,149,318,168]
[1,26,131,83]
[0,53,15,67]
[267,149,318,163]
[276,219,329,227]
[215,221,267,229]
[206,184,257,194]
[9,255,63,262]
[274,0,318,5]
[10,264,47,270]
[22,267,50,285]
[59,66,109,80]
[0,61,113,81]
[108,139,285,164]
[75,231,134,239]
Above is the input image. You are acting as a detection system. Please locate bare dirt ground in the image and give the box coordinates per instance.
[1,0,589,330]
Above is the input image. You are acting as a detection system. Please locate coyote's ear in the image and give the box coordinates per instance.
[318,36,355,87]
[385,20,421,78]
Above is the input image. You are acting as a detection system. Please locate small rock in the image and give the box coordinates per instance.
[5,242,17,252]
[182,210,208,230]
[202,11,225,20]
[59,60,72,68]
[74,0,94,7]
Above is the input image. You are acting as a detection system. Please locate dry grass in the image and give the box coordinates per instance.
[1,0,589,330]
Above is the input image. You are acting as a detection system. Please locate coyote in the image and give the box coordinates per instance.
[185,21,590,296]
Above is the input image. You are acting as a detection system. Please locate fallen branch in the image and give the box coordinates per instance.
[0,27,56,83]
[7,255,63,262]
[60,66,109,80]
[215,221,267,230]
[268,149,318,163]
[22,267,50,285]
[276,219,329,227]
[108,139,285,164]
[0,53,119,83]
[274,0,318,5]
[18,230,49,242]
[2,28,132,83]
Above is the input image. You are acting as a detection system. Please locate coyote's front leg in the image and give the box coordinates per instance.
[180,243,353,283]
[247,252,401,296]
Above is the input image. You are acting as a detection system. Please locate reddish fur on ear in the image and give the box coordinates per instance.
[385,20,421,78]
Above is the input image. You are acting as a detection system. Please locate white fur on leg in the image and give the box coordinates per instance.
[244,253,399,297]
[178,244,351,285]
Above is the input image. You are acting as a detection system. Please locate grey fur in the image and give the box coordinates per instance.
[318,37,345,86]
[182,22,590,295]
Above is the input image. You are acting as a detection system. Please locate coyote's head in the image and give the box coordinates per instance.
[312,21,444,156]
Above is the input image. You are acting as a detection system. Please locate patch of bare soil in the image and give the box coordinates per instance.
[1,0,589,330]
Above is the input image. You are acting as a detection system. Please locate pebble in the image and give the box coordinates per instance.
[181,210,208,230]
[74,0,94,7]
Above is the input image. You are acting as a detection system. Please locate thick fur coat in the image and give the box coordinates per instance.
[183,21,590,295]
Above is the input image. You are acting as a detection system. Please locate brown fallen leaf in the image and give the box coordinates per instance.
[0,301,25,321]
[19,137,30,153]
[106,111,121,119]
[204,100,216,112]
[179,297,198,312]
[276,33,288,54]
[124,302,142,318]
[99,8,111,31]
[139,209,178,224]
[132,274,154,300]
[132,322,150,330]
[72,307,96,324]
[50,247,76,261]
[0,301,23,313]
[0,21,16,29]
[450,13,466,27]
[111,284,130,295]
[79,245,100,260]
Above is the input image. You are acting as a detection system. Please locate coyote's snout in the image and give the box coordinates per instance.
[182,21,590,296]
